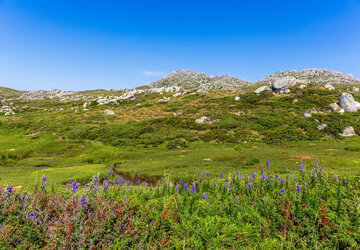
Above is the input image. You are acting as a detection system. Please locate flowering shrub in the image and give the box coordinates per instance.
[0,161,359,248]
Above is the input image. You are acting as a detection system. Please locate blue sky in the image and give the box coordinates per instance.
[0,0,360,90]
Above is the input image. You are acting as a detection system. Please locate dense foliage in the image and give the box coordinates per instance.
[1,162,359,248]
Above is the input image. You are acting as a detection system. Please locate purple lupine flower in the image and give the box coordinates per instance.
[80,196,87,209]
[220,172,224,178]
[5,185,13,194]
[262,175,267,182]
[230,179,233,185]
[294,178,297,182]
[300,160,304,172]
[184,183,188,190]
[304,184,307,188]
[21,193,28,200]
[213,181,216,187]
[281,178,285,183]
[311,168,316,174]
[103,174,107,179]
[26,211,35,220]
[343,178,348,183]
[263,198,267,202]
[334,174,337,179]
[316,159,319,167]
[266,160,270,169]
[280,188,285,195]
[179,179,183,186]
[286,169,288,172]
[237,171,240,176]
[175,186,179,192]
[202,192,207,199]
[252,173,257,182]
[261,169,264,175]
[197,170,200,177]
[103,181,109,191]
[203,172,207,178]
[190,184,196,193]
[108,165,113,175]
[320,167,323,172]
[40,175,47,188]
[71,181,78,193]
[295,185,301,194]
[287,175,289,179]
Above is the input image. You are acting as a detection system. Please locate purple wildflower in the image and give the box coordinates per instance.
[220,172,224,178]
[191,184,196,193]
[179,179,183,186]
[261,169,264,175]
[5,185,13,194]
[230,179,233,185]
[213,181,216,187]
[108,165,113,175]
[103,181,109,191]
[320,167,323,172]
[21,193,28,200]
[311,168,316,174]
[300,160,304,172]
[203,192,207,199]
[26,211,35,220]
[316,159,319,167]
[80,196,87,209]
[281,188,285,195]
[40,175,47,188]
[266,160,270,169]
[295,185,301,194]
[175,186,179,192]
[197,170,200,177]
[184,183,188,191]
[71,181,78,193]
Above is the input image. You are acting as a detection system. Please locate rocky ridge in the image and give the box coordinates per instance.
[257,69,360,86]
[145,69,252,91]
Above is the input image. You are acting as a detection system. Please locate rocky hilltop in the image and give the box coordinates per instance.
[257,69,360,86]
[144,69,252,91]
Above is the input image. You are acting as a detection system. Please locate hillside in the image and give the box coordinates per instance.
[0,86,25,98]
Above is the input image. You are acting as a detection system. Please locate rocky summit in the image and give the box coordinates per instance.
[257,68,360,86]
[144,69,252,91]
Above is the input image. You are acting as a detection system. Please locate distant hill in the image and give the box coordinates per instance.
[0,86,25,98]
[257,69,360,86]
[142,69,252,91]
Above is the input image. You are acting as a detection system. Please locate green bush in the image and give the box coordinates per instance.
[166,138,189,150]
[345,146,360,152]
[245,157,260,166]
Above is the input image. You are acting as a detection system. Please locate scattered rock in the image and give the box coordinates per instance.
[330,103,339,111]
[104,109,115,115]
[339,93,358,112]
[317,124,328,130]
[234,96,240,101]
[298,84,307,89]
[304,113,312,118]
[284,89,291,94]
[339,109,345,114]
[324,84,335,90]
[254,86,270,94]
[195,116,216,124]
[353,87,359,92]
[272,76,298,90]
[340,126,356,137]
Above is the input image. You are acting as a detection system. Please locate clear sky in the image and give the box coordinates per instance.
[1,0,360,90]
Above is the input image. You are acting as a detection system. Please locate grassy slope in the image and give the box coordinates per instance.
[1,85,360,189]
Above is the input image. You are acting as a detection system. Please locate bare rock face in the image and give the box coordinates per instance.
[339,93,358,112]
[146,69,252,91]
[195,116,216,124]
[254,86,270,94]
[258,68,360,86]
[272,76,298,89]
[104,109,115,115]
[340,126,356,137]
